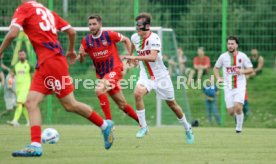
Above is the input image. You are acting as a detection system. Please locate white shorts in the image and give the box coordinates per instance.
[224,87,246,109]
[137,75,175,101]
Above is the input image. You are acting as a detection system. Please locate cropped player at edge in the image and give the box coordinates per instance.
[213,36,253,133]
[78,15,139,125]
[124,13,194,144]
[0,0,114,157]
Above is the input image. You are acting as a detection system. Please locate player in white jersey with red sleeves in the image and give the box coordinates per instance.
[214,36,253,133]
[124,13,194,144]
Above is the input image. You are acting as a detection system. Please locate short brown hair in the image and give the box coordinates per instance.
[227,35,239,45]
[88,15,102,23]
[18,49,26,53]
[135,13,151,24]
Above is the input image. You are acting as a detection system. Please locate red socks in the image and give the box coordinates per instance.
[123,104,139,123]
[88,111,104,127]
[31,126,41,143]
[97,94,111,120]
[98,93,138,124]
[30,112,104,144]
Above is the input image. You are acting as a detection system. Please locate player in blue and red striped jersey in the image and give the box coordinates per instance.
[78,15,139,124]
[0,0,114,157]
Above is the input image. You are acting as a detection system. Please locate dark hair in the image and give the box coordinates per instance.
[18,49,26,53]
[88,15,102,23]
[227,36,239,45]
[135,13,151,24]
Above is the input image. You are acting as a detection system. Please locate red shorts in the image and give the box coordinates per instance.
[102,68,123,96]
[30,55,74,98]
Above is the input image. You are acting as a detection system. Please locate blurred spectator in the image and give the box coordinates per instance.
[193,47,210,81]
[177,48,195,85]
[246,48,264,79]
[0,58,10,88]
[243,91,249,121]
[0,70,16,117]
[203,76,221,125]
[163,54,177,77]
[177,48,187,75]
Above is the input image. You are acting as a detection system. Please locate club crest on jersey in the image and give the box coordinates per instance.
[239,59,242,63]
[101,40,107,46]
[146,41,149,46]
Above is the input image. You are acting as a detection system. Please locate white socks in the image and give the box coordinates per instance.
[178,115,191,131]
[235,113,244,131]
[31,142,41,147]
[137,109,147,128]
[100,120,108,130]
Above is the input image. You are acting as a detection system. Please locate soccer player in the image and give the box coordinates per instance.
[78,15,139,124]
[123,13,194,144]
[7,50,32,127]
[213,36,253,133]
[0,0,114,157]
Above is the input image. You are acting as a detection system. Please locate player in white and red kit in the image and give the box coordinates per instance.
[0,0,114,157]
[124,13,194,144]
[214,36,253,133]
[78,15,139,124]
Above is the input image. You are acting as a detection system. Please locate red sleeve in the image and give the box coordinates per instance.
[10,6,28,29]
[81,37,88,52]
[193,57,199,67]
[52,11,71,31]
[108,31,122,42]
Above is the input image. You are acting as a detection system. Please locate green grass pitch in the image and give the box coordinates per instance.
[0,125,276,164]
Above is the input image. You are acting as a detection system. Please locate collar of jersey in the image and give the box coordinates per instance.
[92,30,103,39]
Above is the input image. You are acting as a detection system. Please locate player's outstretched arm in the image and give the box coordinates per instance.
[124,50,158,62]
[125,43,138,66]
[78,44,86,64]
[64,27,77,64]
[0,26,20,58]
[121,35,132,55]
[236,67,253,75]
[213,67,223,83]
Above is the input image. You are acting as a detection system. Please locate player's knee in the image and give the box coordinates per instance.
[95,83,106,95]
[168,102,179,111]
[118,101,127,110]
[25,100,32,110]
[95,88,104,95]
[134,91,143,101]
[228,109,235,116]
[63,101,78,113]
[167,102,175,109]
[25,99,36,111]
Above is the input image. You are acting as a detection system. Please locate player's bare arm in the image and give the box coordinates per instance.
[64,27,77,64]
[126,43,138,66]
[120,35,132,54]
[213,67,223,83]
[130,43,135,56]
[0,26,20,58]
[124,49,158,62]
[236,67,253,75]
[77,44,87,64]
